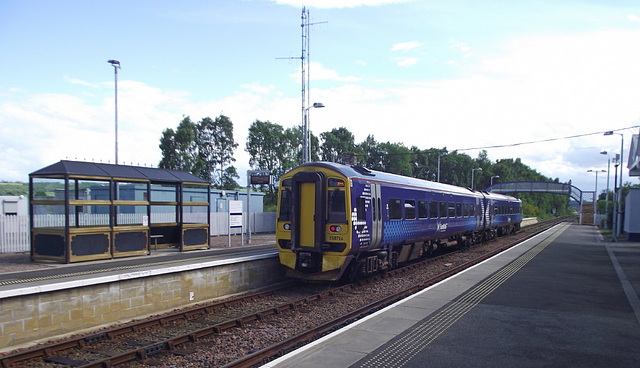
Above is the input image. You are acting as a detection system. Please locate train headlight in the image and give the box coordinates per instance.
[329,225,342,232]
[283,223,291,230]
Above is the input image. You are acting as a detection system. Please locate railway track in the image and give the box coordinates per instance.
[0,217,572,368]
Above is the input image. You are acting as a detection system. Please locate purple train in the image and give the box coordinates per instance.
[276,162,522,281]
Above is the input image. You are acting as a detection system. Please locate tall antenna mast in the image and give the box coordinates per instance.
[278,7,326,163]
[301,7,308,162]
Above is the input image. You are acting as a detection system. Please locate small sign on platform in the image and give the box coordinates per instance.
[228,200,243,247]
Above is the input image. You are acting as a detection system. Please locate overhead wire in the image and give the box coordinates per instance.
[455,125,640,152]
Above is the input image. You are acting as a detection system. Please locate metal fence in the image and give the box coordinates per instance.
[0,212,277,253]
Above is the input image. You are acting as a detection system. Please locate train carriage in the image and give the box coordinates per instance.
[276,162,521,282]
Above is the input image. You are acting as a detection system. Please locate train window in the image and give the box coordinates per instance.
[463,203,470,217]
[429,201,438,219]
[278,189,292,222]
[456,203,462,217]
[439,202,447,218]
[372,196,377,222]
[389,198,402,220]
[448,203,456,218]
[494,205,498,215]
[356,198,366,221]
[282,178,292,187]
[470,204,476,217]
[356,197,366,231]
[418,200,428,219]
[404,200,416,220]
[328,189,347,223]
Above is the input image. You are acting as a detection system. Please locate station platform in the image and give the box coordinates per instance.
[0,235,278,298]
[265,223,640,367]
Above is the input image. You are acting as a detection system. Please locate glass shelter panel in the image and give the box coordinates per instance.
[32,178,66,201]
[117,182,147,201]
[183,185,208,202]
[116,205,147,225]
[77,206,111,226]
[32,205,66,227]
[151,205,177,224]
[150,183,178,202]
[183,205,208,224]
[75,180,110,200]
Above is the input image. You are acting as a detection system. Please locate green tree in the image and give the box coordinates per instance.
[198,115,239,189]
[283,126,303,169]
[246,120,286,176]
[320,127,357,163]
[158,115,239,188]
[411,146,432,180]
[379,142,413,176]
[158,116,203,176]
[357,135,384,170]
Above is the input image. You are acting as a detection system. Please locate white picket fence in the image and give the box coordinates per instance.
[0,212,277,253]
[0,216,30,253]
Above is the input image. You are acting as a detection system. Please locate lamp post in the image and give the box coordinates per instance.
[108,60,121,165]
[604,131,624,238]
[471,167,482,190]
[437,152,447,183]
[302,102,324,163]
[587,169,606,226]
[491,175,500,186]
[600,150,611,229]
[611,154,620,242]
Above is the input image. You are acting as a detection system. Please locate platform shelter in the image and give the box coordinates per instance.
[29,160,210,263]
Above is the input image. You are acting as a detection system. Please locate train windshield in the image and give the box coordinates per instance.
[327,189,347,223]
[278,188,292,221]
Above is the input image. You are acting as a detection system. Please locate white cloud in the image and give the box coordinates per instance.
[629,14,640,23]
[450,39,470,53]
[449,39,472,59]
[240,83,275,95]
[391,41,422,51]
[394,57,418,67]
[64,76,99,88]
[289,62,361,83]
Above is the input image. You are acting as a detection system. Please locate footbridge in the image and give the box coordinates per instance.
[485,181,594,225]
[485,181,586,203]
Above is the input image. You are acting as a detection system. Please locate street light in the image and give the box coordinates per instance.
[437,151,447,183]
[610,153,621,241]
[600,150,611,229]
[587,169,606,226]
[108,60,121,165]
[604,131,624,238]
[491,175,500,186]
[471,167,482,190]
[302,102,324,163]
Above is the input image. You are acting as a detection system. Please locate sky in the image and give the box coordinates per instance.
[1,0,639,196]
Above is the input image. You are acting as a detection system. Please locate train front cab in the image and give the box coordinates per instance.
[276,166,352,281]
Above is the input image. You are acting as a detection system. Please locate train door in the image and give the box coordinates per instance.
[291,172,326,250]
[487,198,494,229]
[370,183,383,248]
[299,182,316,247]
[478,196,487,230]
